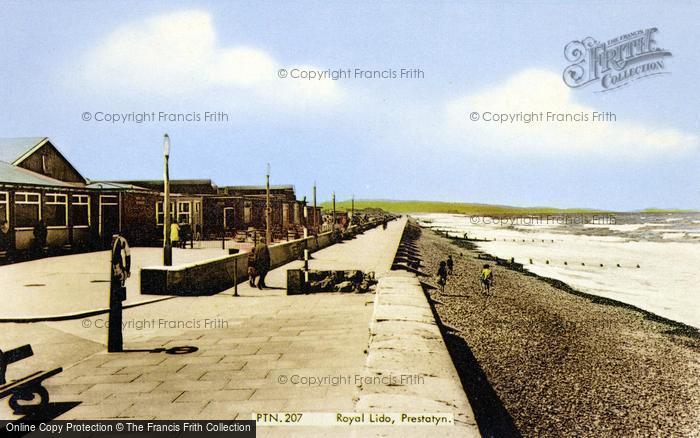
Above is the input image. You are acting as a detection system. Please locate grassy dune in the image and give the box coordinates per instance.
[322,199,609,215]
[322,200,697,215]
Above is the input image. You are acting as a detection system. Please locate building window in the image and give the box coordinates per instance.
[45,193,68,227]
[72,194,90,227]
[15,192,41,228]
[244,201,252,224]
[156,201,176,225]
[178,201,191,224]
[0,192,8,222]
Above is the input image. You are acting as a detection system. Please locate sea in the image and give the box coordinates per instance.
[414,212,700,328]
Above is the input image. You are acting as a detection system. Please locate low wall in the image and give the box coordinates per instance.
[356,272,479,437]
[141,222,377,296]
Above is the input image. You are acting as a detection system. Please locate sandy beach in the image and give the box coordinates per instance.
[414,221,700,437]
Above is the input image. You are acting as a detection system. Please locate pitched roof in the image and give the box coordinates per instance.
[0,137,47,164]
[0,160,81,188]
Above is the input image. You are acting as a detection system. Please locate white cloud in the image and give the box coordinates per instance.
[444,69,698,158]
[82,10,343,107]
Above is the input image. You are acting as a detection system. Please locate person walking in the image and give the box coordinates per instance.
[437,261,448,293]
[480,264,494,294]
[255,238,271,290]
[447,255,454,274]
[247,247,258,287]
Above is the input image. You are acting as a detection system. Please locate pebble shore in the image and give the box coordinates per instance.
[416,225,700,437]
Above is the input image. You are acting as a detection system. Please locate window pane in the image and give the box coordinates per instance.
[45,204,67,226]
[72,204,89,226]
[15,204,39,228]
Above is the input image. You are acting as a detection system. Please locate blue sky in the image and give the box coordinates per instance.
[0,0,698,210]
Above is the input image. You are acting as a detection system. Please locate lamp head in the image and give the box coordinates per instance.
[163,134,171,157]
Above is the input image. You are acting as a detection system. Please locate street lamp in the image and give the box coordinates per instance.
[351,194,355,219]
[313,181,317,232]
[163,134,172,266]
[265,163,271,245]
[332,191,336,230]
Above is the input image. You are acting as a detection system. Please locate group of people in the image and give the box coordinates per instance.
[0,218,47,263]
[436,254,454,292]
[246,238,271,290]
[168,220,200,249]
[436,254,495,294]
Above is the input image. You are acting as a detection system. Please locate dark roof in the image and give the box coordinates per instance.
[116,179,214,186]
[224,185,295,190]
[86,181,152,191]
[0,160,81,188]
[0,137,47,164]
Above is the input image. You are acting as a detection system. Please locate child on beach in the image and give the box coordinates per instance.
[437,261,448,292]
[480,264,494,294]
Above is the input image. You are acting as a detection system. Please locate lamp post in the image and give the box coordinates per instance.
[351,194,355,219]
[332,191,336,230]
[265,163,271,244]
[163,134,172,266]
[313,182,317,232]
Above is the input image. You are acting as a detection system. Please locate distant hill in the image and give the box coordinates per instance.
[320,200,697,215]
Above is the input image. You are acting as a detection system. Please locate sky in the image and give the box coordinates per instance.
[0,0,698,210]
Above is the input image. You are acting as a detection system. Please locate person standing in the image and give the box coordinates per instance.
[255,238,271,290]
[0,219,15,263]
[32,219,47,257]
[109,230,131,352]
[447,255,454,274]
[170,218,180,250]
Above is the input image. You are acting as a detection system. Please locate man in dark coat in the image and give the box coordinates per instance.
[254,238,271,289]
[0,219,15,263]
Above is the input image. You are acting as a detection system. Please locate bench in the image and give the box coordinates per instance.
[0,345,62,415]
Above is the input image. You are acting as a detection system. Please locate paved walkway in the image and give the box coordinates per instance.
[0,247,230,319]
[1,218,410,437]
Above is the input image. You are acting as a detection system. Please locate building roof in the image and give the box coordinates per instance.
[86,181,152,191]
[225,185,295,190]
[0,137,48,164]
[0,160,82,188]
[116,179,214,186]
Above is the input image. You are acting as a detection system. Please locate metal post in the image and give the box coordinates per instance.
[351,194,354,220]
[332,191,336,230]
[163,134,172,266]
[233,257,238,297]
[266,163,271,245]
[313,182,317,232]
